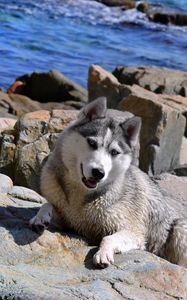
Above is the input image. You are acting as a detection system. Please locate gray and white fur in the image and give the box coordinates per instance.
[30,97,187,268]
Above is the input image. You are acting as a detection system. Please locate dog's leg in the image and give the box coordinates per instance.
[93,230,144,268]
[164,218,187,268]
[29,202,54,232]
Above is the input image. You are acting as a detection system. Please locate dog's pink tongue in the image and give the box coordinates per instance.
[87,179,97,188]
[83,177,97,189]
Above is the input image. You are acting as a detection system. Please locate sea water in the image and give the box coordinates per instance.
[0,0,187,89]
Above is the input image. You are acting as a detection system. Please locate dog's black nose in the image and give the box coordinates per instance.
[92,168,105,180]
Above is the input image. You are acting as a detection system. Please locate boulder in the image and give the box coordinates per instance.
[15,70,88,103]
[0,109,79,191]
[118,85,186,175]
[148,11,187,26]
[136,2,149,13]
[0,90,81,121]
[88,64,131,108]
[96,0,135,9]
[0,190,186,299]
[112,65,187,97]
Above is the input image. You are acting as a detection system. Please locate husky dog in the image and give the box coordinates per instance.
[30,97,187,268]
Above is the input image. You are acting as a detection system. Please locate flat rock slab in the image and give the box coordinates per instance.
[113,65,187,97]
[154,173,187,218]
[9,186,46,203]
[0,193,187,299]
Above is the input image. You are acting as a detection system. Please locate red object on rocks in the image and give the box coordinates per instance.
[7,81,24,94]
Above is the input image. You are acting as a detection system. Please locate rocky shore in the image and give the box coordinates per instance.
[0,64,187,299]
[95,0,187,26]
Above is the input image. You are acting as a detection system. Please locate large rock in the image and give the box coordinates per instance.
[148,10,187,26]
[15,70,88,103]
[96,0,135,9]
[113,65,187,97]
[136,2,149,13]
[88,65,187,174]
[89,65,187,135]
[0,90,83,121]
[88,64,131,108]
[136,2,187,27]
[0,109,78,191]
[0,90,41,117]
[0,186,186,299]
[118,85,186,175]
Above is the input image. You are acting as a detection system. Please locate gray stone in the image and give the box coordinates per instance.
[0,90,41,117]
[118,85,186,175]
[0,109,78,191]
[0,173,13,194]
[9,186,46,203]
[16,110,50,145]
[14,135,51,191]
[0,193,186,300]
[113,65,187,97]
[89,65,187,136]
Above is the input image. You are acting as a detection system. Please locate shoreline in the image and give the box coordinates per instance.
[1,1,187,91]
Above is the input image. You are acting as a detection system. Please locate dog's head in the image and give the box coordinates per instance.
[63,97,141,191]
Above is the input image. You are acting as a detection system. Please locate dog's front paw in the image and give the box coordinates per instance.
[29,205,53,233]
[93,247,114,268]
[29,215,49,233]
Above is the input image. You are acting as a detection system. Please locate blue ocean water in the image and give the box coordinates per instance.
[0,0,187,90]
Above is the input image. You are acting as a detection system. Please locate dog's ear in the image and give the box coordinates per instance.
[121,116,141,147]
[78,97,107,121]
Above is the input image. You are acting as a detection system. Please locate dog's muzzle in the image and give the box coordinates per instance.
[81,164,104,189]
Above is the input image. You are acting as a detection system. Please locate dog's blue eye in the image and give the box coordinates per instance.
[110,149,120,156]
[87,138,98,150]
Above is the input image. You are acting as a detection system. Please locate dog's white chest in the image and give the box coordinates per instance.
[62,194,125,241]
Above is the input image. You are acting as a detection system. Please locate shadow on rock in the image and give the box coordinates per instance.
[0,205,92,253]
[84,247,99,270]
[0,205,44,245]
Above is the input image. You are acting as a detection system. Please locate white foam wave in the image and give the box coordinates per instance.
[2,0,187,32]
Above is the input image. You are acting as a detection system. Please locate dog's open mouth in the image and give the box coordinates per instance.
[81,164,98,189]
